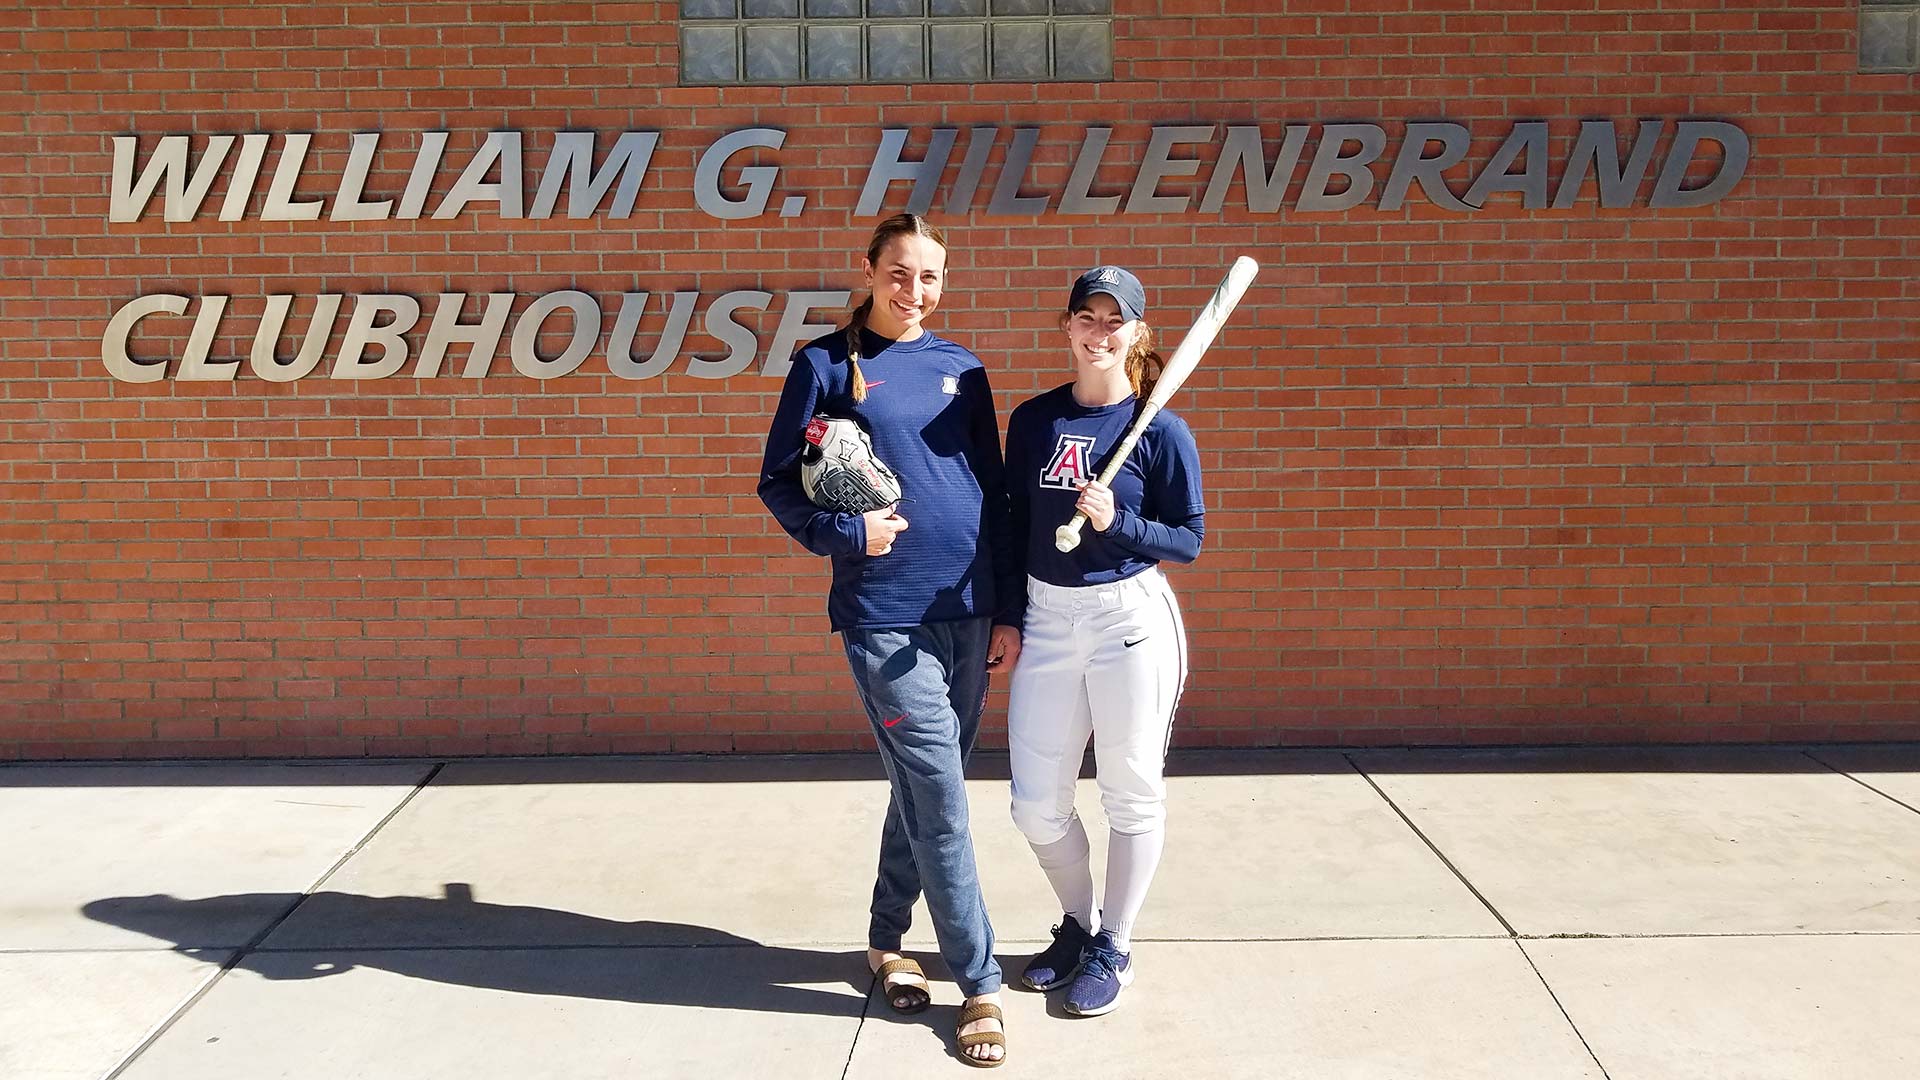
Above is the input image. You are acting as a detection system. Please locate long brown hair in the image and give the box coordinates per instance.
[1123,322,1163,400]
[846,213,947,403]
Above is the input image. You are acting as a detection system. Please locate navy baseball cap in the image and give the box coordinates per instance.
[1067,265,1146,322]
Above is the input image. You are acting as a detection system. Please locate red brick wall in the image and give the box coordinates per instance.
[3,1,1917,759]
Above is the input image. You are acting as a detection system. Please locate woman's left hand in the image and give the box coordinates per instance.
[986,624,1022,674]
[1074,479,1115,533]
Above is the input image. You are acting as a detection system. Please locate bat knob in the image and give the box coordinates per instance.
[1054,523,1082,552]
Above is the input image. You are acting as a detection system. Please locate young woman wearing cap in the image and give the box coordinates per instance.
[757,213,1020,1066]
[1001,266,1205,1017]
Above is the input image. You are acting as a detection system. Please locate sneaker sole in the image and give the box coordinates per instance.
[1020,965,1081,992]
[1063,963,1134,1017]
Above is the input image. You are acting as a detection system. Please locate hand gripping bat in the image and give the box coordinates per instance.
[1054,255,1260,553]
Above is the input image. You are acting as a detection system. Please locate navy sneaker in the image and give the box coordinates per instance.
[1064,930,1133,1016]
[1019,915,1093,991]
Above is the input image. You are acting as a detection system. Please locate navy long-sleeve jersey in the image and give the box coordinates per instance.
[1004,384,1206,614]
[758,328,1017,632]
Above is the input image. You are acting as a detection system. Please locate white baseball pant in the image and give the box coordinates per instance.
[1008,567,1188,845]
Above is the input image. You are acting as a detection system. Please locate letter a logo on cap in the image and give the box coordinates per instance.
[1068,265,1146,322]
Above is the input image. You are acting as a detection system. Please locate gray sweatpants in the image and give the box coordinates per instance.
[841,616,1003,997]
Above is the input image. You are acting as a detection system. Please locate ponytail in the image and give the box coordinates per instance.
[1124,322,1163,400]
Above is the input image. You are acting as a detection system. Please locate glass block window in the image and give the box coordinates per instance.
[679,0,1113,84]
[1861,1,1920,71]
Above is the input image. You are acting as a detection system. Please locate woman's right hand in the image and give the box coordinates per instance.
[863,506,909,556]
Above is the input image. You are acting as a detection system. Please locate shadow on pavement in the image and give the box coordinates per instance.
[13,743,1917,788]
[82,885,874,1017]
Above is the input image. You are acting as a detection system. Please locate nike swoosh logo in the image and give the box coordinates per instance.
[865,380,885,388]
[1123,637,1147,649]
[883,714,905,727]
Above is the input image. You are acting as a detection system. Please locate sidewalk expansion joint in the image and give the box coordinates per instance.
[77,927,1909,961]
[1804,748,1920,818]
[1518,929,1920,940]
[97,761,448,1080]
[1342,752,1520,938]
[229,932,1521,955]
[0,946,244,956]
[840,983,874,1080]
[1514,939,1615,1080]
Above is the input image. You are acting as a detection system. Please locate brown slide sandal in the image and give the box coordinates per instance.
[955,1000,1006,1068]
[873,957,931,1014]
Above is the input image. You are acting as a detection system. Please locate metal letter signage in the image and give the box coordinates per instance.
[100,119,1748,383]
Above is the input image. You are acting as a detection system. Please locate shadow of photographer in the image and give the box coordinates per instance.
[83,884,875,1018]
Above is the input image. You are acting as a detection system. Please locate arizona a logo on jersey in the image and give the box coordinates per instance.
[1040,434,1097,490]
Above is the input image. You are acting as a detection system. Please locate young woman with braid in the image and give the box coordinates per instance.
[757,214,1021,1067]
[1002,266,1205,1017]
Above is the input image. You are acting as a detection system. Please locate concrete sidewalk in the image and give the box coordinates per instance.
[3,746,1918,1080]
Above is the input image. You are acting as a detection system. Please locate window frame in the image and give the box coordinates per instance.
[676,1,1115,86]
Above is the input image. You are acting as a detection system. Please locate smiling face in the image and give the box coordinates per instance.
[1065,292,1144,375]
[862,233,947,340]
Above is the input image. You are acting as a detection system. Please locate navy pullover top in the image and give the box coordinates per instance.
[1005,384,1206,609]
[758,327,1017,632]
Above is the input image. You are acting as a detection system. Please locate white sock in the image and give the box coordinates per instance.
[1100,827,1165,952]
[1029,814,1098,934]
